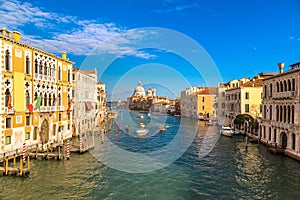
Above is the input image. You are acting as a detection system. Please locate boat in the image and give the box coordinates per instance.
[207,120,213,126]
[136,128,149,136]
[139,122,145,128]
[220,126,233,137]
[125,126,130,133]
[147,113,151,116]
[139,115,144,119]
[159,126,167,132]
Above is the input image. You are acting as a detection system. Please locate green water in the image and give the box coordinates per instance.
[1,112,300,200]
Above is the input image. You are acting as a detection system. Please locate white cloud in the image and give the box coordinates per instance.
[0,0,156,59]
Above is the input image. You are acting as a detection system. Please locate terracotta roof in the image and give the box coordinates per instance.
[195,87,217,95]
[240,79,262,87]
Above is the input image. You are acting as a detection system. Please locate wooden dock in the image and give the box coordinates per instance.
[0,156,30,177]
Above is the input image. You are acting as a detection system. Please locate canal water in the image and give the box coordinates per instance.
[1,110,300,200]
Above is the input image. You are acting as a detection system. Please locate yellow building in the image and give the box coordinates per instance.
[196,88,217,120]
[0,28,73,155]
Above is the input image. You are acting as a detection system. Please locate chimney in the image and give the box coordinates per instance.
[12,31,21,42]
[62,52,67,60]
[278,62,284,73]
[1,28,7,36]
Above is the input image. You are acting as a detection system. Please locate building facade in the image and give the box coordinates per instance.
[72,68,97,136]
[261,62,300,159]
[96,82,106,127]
[180,86,217,119]
[0,28,73,155]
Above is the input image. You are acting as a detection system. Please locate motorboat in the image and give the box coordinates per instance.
[207,120,213,126]
[139,115,144,119]
[159,124,169,132]
[220,126,233,137]
[159,126,167,132]
[139,122,145,128]
[136,128,149,136]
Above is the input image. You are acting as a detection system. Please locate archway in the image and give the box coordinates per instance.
[40,119,49,144]
[281,132,287,149]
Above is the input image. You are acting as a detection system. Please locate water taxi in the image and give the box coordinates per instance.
[220,126,233,137]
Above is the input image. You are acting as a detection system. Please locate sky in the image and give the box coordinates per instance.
[1,0,300,100]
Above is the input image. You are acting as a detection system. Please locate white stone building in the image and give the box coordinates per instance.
[72,68,98,136]
[261,62,300,160]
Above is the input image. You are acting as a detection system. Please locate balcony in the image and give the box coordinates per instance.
[270,120,294,130]
[5,107,15,114]
[273,91,297,99]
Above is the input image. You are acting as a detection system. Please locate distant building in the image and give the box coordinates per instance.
[261,62,300,160]
[0,28,73,155]
[127,81,170,112]
[180,86,217,119]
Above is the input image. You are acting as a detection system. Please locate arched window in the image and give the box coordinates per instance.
[276,105,279,121]
[33,127,38,140]
[292,106,295,123]
[276,82,279,92]
[270,83,273,96]
[44,93,47,106]
[44,62,47,75]
[35,59,38,74]
[287,105,291,123]
[58,93,61,106]
[292,133,296,150]
[273,129,277,143]
[264,85,267,97]
[39,61,43,74]
[288,79,291,91]
[283,106,286,123]
[263,105,266,119]
[280,106,283,122]
[269,105,272,120]
[5,50,10,71]
[284,80,287,91]
[292,79,295,91]
[25,56,30,74]
[52,94,56,106]
[5,89,10,107]
[25,90,30,106]
[48,93,52,106]
[280,82,283,92]
[58,66,61,81]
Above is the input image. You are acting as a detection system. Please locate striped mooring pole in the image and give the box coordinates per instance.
[66,140,70,159]
[22,142,26,163]
[79,136,83,151]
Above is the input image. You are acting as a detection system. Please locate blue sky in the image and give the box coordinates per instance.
[1,0,300,100]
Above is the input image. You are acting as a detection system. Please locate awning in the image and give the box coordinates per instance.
[85,102,94,111]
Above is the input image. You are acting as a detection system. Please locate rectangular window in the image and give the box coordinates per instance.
[6,118,11,128]
[25,132,30,140]
[260,105,262,113]
[68,124,70,130]
[202,97,205,102]
[72,89,75,97]
[26,116,30,126]
[59,114,62,121]
[222,103,225,108]
[72,74,75,80]
[245,92,249,99]
[245,104,250,113]
[5,136,11,145]
[202,105,205,110]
